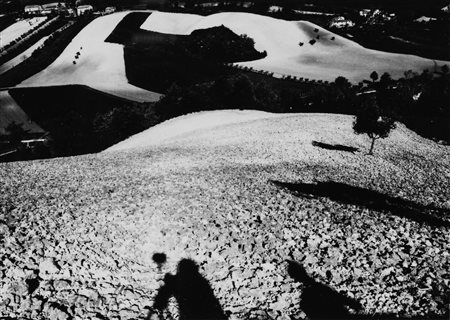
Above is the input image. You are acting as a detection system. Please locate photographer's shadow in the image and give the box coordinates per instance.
[287,260,362,319]
[151,258,227,320]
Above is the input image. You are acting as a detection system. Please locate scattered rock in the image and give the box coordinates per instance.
[39,258,60,279]
[43,302,71,320]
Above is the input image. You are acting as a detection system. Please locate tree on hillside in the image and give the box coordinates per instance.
[370,71,379,83]
[353,97,396,155]
[379,72,392,89]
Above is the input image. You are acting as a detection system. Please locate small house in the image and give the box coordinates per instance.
[77,5,94,16]
[42,2,66,14]
[415,16,437,23]
[24,5,43,15]
[329,16,355,28]
[104,6,116,14]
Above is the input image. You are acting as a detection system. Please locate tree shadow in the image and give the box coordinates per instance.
[271,180,450,227]
[150,258,227,320]
[287,260,362,319]
[312,140,359,153]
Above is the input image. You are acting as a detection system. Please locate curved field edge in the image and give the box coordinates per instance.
[17,12,162,103]
[141,11,449,83]
[0,17,93,88]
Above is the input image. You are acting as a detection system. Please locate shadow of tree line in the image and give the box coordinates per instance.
[145,253,448,320]
[270,180,450,228]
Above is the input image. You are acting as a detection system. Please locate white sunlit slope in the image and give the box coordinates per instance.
[106,109,444,158]
[105,109,282,151]
[0,17,46,48]
[18,12,161,102]
[0,36,49,75]
[142,11,449,82]
[2,110,450,319]
[140,11,203,35]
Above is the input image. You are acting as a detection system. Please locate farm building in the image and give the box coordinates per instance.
[24,5,43,15]
[268,5,282,13]
[104,6,116,14]
[77,5,94,16]
[43,2,66,11]
[198,2,220,8]
[329,16,355,28]
[25,2,66,16]
[414,16,437,23]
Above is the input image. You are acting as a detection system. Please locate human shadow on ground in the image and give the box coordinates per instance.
[287,260,362,319]
[149,257,227,320]
[287,260,448,320]
[312,140,359,153]
[271,180,450,227]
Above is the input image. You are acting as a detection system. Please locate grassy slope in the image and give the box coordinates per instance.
[1,112,448,319]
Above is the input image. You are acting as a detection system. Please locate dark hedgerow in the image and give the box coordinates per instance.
[106,12,266,93]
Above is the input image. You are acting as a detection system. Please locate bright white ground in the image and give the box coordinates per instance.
[0,36,49,75]
[106,110,283,151]
[1,111,449,319]
[18,12,162,102]
[142,11,449,82]
[0,17,46,49]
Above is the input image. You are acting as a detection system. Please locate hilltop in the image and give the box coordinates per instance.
[1,111,449,319]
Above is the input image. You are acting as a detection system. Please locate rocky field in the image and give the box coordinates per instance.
[0,112,449,320]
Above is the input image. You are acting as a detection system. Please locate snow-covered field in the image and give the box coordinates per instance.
[142,11,449,82]
[18,12,161,102]
[1,111,449,319]
[0,17,46,49]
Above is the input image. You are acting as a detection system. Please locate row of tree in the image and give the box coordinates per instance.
[154,66,450,153]
[2,65,448,161]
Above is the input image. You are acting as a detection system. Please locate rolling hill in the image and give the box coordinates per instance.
[13,11,449,101]
[17,12,162,102]
[141,11,449,82]
[1,110,448,319]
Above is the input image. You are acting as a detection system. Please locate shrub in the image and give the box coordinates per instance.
[309,39,316,45]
